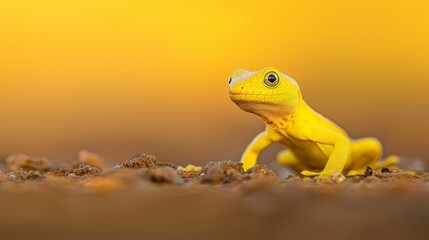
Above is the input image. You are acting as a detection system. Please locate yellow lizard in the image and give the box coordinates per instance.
[228,67,398,177]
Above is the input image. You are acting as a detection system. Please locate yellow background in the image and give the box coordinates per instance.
[1,0,428,165]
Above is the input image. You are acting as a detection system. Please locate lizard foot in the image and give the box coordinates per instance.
[301,170,336,177]
[301,170,345,182]
[371,155,399,169]
[301,170,320,176]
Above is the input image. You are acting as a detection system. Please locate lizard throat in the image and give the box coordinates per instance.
[229,90,304,129]
[233,99,296,123]
[257,113,293,129]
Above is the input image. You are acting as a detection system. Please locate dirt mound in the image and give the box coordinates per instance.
[1,153,426,186]
[115,153,157,169]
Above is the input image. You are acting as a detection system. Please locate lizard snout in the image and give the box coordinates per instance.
[229,85,244,95]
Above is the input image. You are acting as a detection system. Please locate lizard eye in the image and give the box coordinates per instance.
[264,72,279,87]
[228,76,232,84]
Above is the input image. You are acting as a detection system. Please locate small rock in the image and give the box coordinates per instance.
[332,171,346,183]
[51,168,71,177]
[202,166,225,184]
[364,166,373,177]
[49,161,74,174]
[150,167,184,185]
[246,164,277,178]
[224,168,244,183]
[117,154,157,169]
[202,161,244,174]
[177,170,201,179]
[5,154,50,172]
[7,170,44,181]
[373,170,420,180]
[200,160,247,184]
[73,165,101,176]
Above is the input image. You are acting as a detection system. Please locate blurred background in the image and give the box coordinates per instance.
[0,0,428,166]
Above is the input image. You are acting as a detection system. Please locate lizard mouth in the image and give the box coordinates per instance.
[229,93,262,102]
[229,92,288,108]
[229,90,287,99]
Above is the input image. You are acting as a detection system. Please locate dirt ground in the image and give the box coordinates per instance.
[0,151,428,240]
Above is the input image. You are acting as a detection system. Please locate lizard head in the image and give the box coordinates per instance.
[228,67,300,120]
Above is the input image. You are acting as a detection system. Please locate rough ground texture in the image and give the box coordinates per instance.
[0,151,428,240]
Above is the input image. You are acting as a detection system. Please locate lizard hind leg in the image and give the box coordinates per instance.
[346,138,398,176]
[277,149,308,174]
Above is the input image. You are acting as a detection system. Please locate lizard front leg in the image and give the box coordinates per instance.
[241,128,284,171]
[241,131,272,171]
[291,122,350,177]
